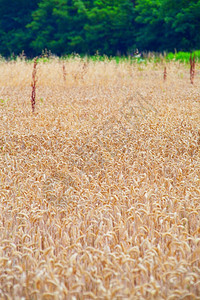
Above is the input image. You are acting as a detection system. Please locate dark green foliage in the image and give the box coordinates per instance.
[84,0,136,55]
[0,0,200,57]
[27,0,135,56]
[0,0,39,56]
[134,0,200,52]
[27,0,91,55]
[134,0,165,51]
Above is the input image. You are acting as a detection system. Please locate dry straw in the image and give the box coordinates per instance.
[0,56,199,299]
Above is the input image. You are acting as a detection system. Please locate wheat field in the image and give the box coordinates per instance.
[0,57,199,299]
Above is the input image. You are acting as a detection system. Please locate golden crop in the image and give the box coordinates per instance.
[0,57,199,299]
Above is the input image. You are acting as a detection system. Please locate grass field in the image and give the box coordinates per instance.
[0,57,200,299]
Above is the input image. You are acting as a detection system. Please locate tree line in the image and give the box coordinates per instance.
[0,0,200,57]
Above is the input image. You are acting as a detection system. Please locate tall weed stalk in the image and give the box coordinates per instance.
[190,53,195,84]
[163,66,167,81]
[31,57,38,112]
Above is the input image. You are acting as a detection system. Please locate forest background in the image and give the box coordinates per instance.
[0,0,200,58]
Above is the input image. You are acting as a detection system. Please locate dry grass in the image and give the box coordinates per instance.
[0,57,200,299]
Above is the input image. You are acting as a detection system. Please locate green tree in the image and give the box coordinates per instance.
[84,0,136,55]
[134,0,200,52]
[161,0,200,50]
[28,0,92,55]
[1,0,200,57]
[134,0,165,51]
[28,0,135,56]
[0,0,39,56]
[27,0,58,54]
